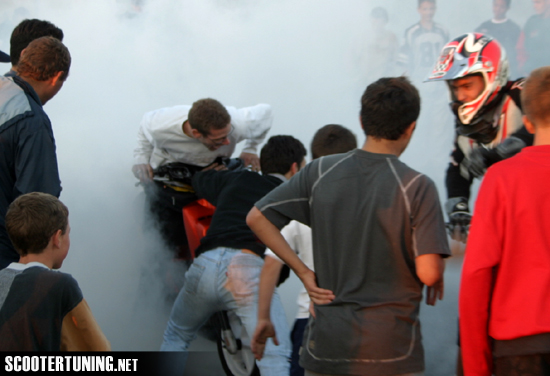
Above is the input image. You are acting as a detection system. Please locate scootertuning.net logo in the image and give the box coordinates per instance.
[5,356,138,372]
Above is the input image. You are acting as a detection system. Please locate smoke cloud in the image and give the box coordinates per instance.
[0,0,536,372]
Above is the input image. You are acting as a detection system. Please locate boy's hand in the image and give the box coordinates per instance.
[426,279,444,306]
[251,318,278,360]
[301,269,335,305]
[239,152,260,172]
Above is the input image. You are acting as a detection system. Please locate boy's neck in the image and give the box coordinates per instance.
[19,252,55,269]
[420,19,433,30]
[362,137,406,157]
[533,127,550,146]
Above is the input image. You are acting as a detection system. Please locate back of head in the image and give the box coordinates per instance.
[6,192,69,257]
[371,7,389,22]
[16,36,71,81]
[10,19,64,67]
[311,124,357,159]
[260,135,306,175]
[360,76,420,140]
[522,66,550,125]
[188,98,231,136]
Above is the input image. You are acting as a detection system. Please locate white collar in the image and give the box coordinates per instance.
[267,173,288,182]
[7,261,50,271]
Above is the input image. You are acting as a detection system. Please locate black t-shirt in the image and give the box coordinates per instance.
[192,170,283,257]
[0,264,83,351]
[476,19,520,78]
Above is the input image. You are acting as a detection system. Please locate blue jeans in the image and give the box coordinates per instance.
[161,247,290,375]
[291,318,308,376]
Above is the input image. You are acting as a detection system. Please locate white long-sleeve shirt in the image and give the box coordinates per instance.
[133,104,272,168]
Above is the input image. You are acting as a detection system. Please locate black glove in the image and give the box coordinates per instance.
[445,197,472,228]
[463,148,488,178]
[464,137,526,178]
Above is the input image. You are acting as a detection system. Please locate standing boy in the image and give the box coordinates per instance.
[247,77,450,376]
[475,0,521,79]
[0,192,110,351]
[460,66,550,375]
[251,124,357,376]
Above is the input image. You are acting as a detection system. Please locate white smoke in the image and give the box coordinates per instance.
[0,0,536,370]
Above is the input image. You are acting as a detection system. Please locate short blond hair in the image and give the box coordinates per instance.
[522,66,550,125]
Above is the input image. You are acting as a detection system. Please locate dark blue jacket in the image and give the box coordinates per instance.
[0,74,61,268]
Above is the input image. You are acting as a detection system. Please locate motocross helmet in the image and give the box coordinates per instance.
[425,33,510,143]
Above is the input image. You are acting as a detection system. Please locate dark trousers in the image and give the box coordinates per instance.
[291,318,308,376]
[494,354,550,376]
[144,182,197,257]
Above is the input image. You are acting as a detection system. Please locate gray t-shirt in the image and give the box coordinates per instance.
[256,149,450,375]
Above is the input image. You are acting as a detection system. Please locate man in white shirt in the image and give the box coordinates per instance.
[132,98,272,257]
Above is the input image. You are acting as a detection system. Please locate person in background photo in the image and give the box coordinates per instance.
[517,0,550,76]
[398,0,449,84]
[362,7,398,84]
[475,0,521,79]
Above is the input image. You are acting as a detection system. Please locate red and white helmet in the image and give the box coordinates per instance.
[425,33,509,125]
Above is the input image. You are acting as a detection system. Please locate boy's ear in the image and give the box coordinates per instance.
[401,121,416,139]
[523,115,536,135]
[49,71,64,87]
[51,229,63,248]
[290,162,299,175]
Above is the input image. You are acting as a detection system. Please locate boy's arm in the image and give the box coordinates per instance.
[415,254,445,305]
[247,207,334,305]
[251,255,284,360]
[60,299,111,351]
[459,169,504,376]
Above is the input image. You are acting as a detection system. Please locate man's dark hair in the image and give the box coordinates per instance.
[418,0,436,6]
[188,98,231,136]
[260,135,306,175]
[311,124,357,159]
[360,76,420,140]
[6,192,69,257]
[17,36,71,81]
[10,19,63,66]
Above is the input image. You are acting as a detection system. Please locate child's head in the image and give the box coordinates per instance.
[311,124,357,159]
[522,66,550,129]
[260,135,307,175]
[493,0,511,20]
[360,76,420,140]
[6,192,69,260]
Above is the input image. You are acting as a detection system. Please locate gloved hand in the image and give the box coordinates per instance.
[445,196,472,230]
[464,137,526,178]
[463,148,488,178]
